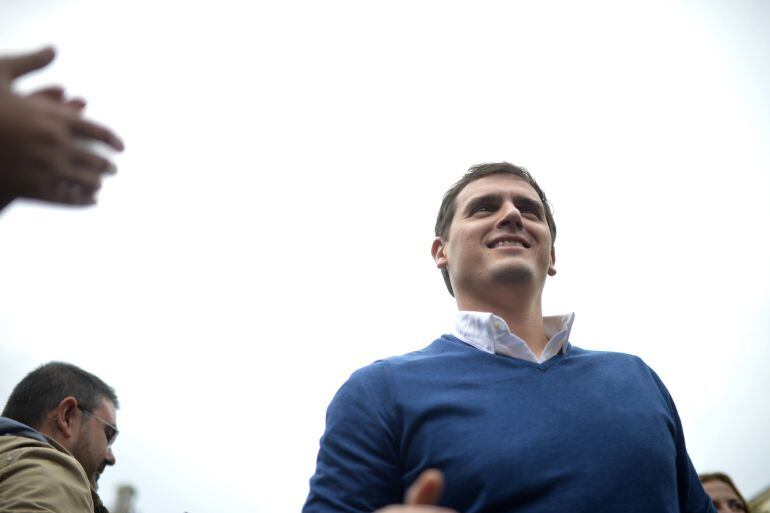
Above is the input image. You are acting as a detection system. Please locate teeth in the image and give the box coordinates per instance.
[493,240,523,247]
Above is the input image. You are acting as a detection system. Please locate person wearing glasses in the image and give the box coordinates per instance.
[0,362,118,513]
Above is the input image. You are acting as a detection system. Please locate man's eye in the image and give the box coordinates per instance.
[728,500,745,512]
[519,206,541,217]
[472,204,494,213]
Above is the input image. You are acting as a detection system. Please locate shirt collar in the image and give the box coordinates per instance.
[453,311,575,364]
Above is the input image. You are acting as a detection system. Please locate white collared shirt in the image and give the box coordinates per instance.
[453,311,575,364]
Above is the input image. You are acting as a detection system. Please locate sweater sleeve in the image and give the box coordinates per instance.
[303,362,403,513]
[647,369,717,513]
[0,440,94,513]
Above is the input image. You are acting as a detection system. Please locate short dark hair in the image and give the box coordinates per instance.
[2,362,118,429]
[434,162,557,296]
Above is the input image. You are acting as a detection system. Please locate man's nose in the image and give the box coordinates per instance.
[105,446,116,466]
[495,202,523,229]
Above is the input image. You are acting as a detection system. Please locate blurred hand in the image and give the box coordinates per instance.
[0,47,124,208]
[375,470,459,513]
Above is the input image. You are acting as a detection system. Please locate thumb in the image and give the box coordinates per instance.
[2,47,55,79]
[405,469,444,506]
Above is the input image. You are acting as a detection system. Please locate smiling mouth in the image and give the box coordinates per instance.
[488,239,530,249]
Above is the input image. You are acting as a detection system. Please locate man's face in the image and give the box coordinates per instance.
[71,397,117,489]
[433,174,555,301]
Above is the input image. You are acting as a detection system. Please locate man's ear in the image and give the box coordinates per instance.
[51,396,80,439]
[431,237,448,269]
[548,245,557,276]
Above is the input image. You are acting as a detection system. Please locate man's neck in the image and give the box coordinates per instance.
[36,424,73,455]
[456,290,549,358]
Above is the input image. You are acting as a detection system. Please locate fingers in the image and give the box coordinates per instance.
[55,163,102,190]
[11,166,100,206]
[373,470,455,513]
[50,180,98,206]
[21,146,108,205]
[72,146,116,175]
[28,87,86,112]
[41,163,101,205]
[376,507,456,513]
[64,97,87,112]
[2,47,56,80]
[28,86,65,102]
[405,469,444,506]
[70,117,124,151]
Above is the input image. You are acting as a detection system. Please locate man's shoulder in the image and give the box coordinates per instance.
[0,435,94,512]
[566,345,667,386]
[350,335,467,377]
[0,434,91,488]
[0,432,54,459]
[568,344,648,365]
[0,433,84,474]
[333,336,468,399]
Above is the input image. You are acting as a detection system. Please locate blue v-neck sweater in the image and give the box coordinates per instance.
[304,336,715,513]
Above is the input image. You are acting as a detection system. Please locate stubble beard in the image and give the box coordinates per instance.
[71,432,100,489]
[491,262,536,286]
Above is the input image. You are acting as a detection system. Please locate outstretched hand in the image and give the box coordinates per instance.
[375,470,458,513]
[0,47,124,208]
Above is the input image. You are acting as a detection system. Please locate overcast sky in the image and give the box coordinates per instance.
[1,1,769,512]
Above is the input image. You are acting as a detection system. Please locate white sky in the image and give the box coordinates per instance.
[1,1,768,512]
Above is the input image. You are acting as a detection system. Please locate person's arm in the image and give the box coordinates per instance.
[649,370,717,513]
[0,442,94,513]
[304,366,458,513]
[0,47,123,210]
[304,363,407,513]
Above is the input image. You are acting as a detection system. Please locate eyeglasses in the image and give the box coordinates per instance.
[77,405,119,447]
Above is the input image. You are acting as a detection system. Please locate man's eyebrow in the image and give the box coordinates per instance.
[463,193,501,214]
[514,196,545,215]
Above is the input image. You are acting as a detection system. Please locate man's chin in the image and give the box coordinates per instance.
[91,461,109,489]
[492,265,537,285]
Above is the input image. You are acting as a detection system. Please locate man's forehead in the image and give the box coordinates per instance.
[455,174,542,206]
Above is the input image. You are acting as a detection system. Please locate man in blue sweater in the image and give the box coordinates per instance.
[303,162,716,513]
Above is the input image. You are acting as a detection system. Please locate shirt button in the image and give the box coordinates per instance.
[494,322,501,330]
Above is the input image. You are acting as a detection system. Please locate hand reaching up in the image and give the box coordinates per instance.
[0,47,124,209]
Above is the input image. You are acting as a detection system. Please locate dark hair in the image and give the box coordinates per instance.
[434,162,557,296]
[2,362,118,429]
[700,472,751,513]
